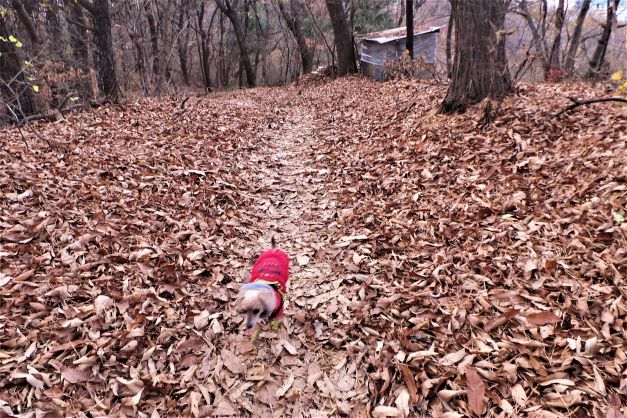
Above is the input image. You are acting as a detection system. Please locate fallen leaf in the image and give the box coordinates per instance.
[527,311,561,326]
[275,372,294,398]
[372,405,401,417]
[466,367,485,415]
[221,349,244,374]
[61,367,93,384]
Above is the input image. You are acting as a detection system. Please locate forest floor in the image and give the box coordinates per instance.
[0,76,626,418]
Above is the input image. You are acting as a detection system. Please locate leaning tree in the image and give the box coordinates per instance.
[440,0,514,113]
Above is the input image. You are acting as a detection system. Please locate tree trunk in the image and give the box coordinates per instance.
[215,0,256,87]
[278,0,314,74]
[45,4,65,59]
[177,4,191,86]
[144,1,162,94]
[440,0,513,114]
[218,11,228,87]
[548,0,565,69]
[446,10,453,79]
[66,0,94,99]
[397,0,405,26]
[518,0,550,73]
[10,0,40,46]
[563,0,591,74]
[325,0,356,75]
[586,0,620,80]
[0,13,39,120]
[406,0,413,58]
[129,30,150,95]
[79,0,119,102]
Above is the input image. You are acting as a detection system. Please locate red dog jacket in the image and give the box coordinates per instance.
[248,249,290,319]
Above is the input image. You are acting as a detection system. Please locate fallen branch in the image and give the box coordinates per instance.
[553,96,627,117]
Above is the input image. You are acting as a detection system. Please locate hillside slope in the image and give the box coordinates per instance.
[0,77,625,417]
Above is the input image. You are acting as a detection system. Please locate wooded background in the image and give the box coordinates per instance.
[0,0,625,122]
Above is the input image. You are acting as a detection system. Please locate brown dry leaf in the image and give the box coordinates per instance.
[214,398,238,416]
[395,388,410,416]
[484,309,519,332]
[220,349,244,374]
[606,394,624,418]
[94,295,114,315]
[466,367,485,415]
[275,372,295,398]
[193,310,210,330]
[438,389,466,402]
[511,383,527,407]
[189,391,202,418]
[372,405,401,417]
[397,364,419,403]
[439,349,467,366]
[61,367,93,384]
[527,311,561,326]
[296,254,310,266]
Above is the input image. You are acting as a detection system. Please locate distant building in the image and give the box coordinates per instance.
[357,26,442,81]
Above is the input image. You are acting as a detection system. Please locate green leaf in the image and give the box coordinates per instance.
[613,212,625,223]
[0,36,7,42]
[32,85,39,93]
[8,35,17,43]
[24,60,33,67]
[15,41,23,48]
[70,96,79,102]
[501,213,515,220]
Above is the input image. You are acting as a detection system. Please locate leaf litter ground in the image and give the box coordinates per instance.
[0,77,625,417]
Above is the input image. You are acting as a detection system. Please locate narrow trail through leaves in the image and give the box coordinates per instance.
[0,77,626,417]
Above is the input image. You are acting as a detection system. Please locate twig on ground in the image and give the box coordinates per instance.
[553,96,627,117]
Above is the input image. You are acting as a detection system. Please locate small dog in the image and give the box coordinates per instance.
[236,238,289,339]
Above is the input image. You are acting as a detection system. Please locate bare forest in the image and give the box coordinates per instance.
[1,0,626,417]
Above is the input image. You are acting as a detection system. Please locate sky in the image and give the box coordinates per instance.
[546,0,627,19]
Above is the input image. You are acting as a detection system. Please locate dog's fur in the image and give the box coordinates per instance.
[237,284,278,330]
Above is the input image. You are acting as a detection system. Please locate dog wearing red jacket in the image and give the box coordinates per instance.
[236,238,289,338]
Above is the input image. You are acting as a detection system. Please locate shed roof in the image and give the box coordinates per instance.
[358,26,442,44]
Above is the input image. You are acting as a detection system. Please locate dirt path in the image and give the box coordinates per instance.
[226,100,363,417]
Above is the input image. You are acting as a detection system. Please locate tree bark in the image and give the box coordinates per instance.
[215,0,256,87]
[586,0,620,80]
[278,0,314,74]
[563,0,591,74]
[446,11,453,79]
[45,4,65,59]
[406,0,413,59]
[397,0,405,26]
[65,0,94,99]
[144,1,162,94]
[79,0,119,102]
[10,0,40,46]
[218,11,228,87]
[325,0,356,75]
[0,13,39,119]
[517,0,550,73]
[548,0,565,69]
[440,0,513,114]
[177,2,191,86]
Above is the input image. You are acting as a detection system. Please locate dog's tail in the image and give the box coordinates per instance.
[271,235,277,248]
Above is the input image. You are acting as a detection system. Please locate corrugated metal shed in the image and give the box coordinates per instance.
[358,26,442,80]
